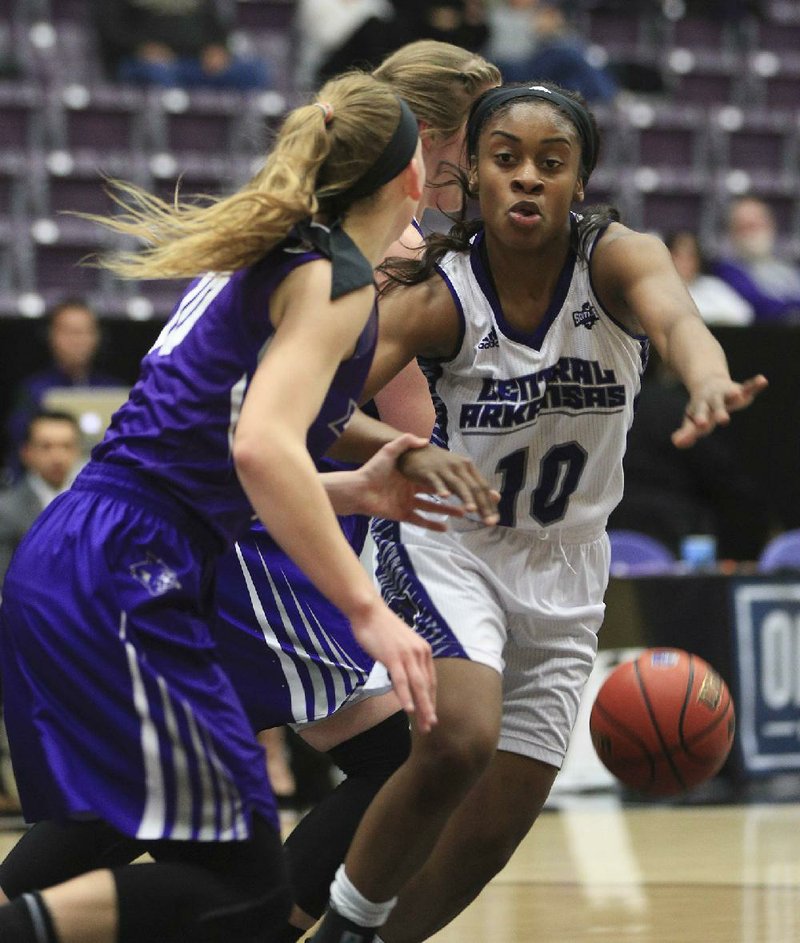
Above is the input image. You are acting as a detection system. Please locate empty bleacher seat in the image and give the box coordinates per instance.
[629,167,714,240]
[148,88,254,158]
[36,150,151,219]
[235,0,296,33]
[710,106,798,177]
[619,101,713,174]
[45,83,151,155]
[0,152,33,222]
[0,83,46,154]
[26,215,116,303]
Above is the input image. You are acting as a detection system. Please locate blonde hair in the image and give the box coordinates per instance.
[90,72,404,279]
[373,41,500,142]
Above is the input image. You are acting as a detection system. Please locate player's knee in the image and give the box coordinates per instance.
[412,725,496,793]
[327,710,410,781]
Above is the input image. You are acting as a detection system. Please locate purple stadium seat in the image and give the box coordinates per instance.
[584,6,644,54]
[41,152,150,219]
[149,153,245,205]
[711,108,797,177]
[46,84,150,154]
[757,530,800,573]
[631,168,713,240]
[235,0,296,33]
[27,216,115,302]
[150,89,252,157]
[621,103,712,173]
[40,0,90,21]
[608,530,676,576]
[757,63,800,111]
[0,84,46,154]
[669,14,743,54]
[753,18,800,55]
[664,51,744,106]
[0,152,31,221]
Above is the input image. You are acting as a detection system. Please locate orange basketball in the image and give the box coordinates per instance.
[589,648,736,797]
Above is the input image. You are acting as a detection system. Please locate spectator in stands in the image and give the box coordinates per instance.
[0,411,81,814]
[666,229,754,326]
[90,0,271,90]
[299,0,489,87]
[402,0,490,52]
[488,0,618,103]
[0,412,82,586]
[713,195,800,324]
[4,299,123,475]
[484,0,539,80]
[296,0,408,87]
[609,353,771,562]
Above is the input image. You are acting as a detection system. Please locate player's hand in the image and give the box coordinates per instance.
[396,440,500,525]
[350,601,437,733]
[354,433,497,530]
[672,373,768,449]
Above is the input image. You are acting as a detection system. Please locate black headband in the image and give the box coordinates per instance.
[466,84,598,183]
[335,98,419,205]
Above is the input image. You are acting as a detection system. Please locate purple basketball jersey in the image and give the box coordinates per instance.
[92,237,377,548]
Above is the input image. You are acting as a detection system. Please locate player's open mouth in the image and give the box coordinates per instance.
[508,201,542,225]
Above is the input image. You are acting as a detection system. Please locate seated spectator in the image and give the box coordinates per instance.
[609,356,772,562]
[491,0,618,103]
[485,0,538,80]
[666,229,754,326]
[90,0,271,90]
[296,0,407,87]
[0,410,82,813]
[298,0,489,88]
[713,196,800,325]
[402,0,490,52]
[0,412,82,585]
[5,299,124,475]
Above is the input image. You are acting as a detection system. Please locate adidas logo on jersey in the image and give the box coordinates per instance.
[477,328,499,349]
[572,301,600,330]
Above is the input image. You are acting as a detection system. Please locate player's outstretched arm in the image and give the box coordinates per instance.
[593,227,768,448]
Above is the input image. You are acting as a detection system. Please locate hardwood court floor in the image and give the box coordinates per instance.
[427,796,800,943]
[1,795,798,942]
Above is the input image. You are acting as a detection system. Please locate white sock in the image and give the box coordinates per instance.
[329,865,397,928]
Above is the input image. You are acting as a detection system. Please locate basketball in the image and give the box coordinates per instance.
[589,648,736,797]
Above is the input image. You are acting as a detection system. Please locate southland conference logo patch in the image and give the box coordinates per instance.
[130,552,182,597]
[572,301,600,330]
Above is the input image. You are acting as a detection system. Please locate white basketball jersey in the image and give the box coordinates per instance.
[422,226,649,537]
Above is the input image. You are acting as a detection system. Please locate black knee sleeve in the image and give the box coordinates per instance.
[115,813,292,943]
[326,710,410,780]
[284,711,410,918]
[0,819,142,900]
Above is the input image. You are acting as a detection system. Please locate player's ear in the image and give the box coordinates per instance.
[403,150,424,203]
[467,158,478,195]
[418,119,433,152]
[574,177,585,203]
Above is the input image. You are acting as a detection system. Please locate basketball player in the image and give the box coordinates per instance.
[0,72,502,943]
[216,40,501,938]
[0,44,503,943]
[310,82,768,943]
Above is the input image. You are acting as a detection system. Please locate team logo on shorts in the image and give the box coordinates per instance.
[130,553,182,596]
[572,301,600,330]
